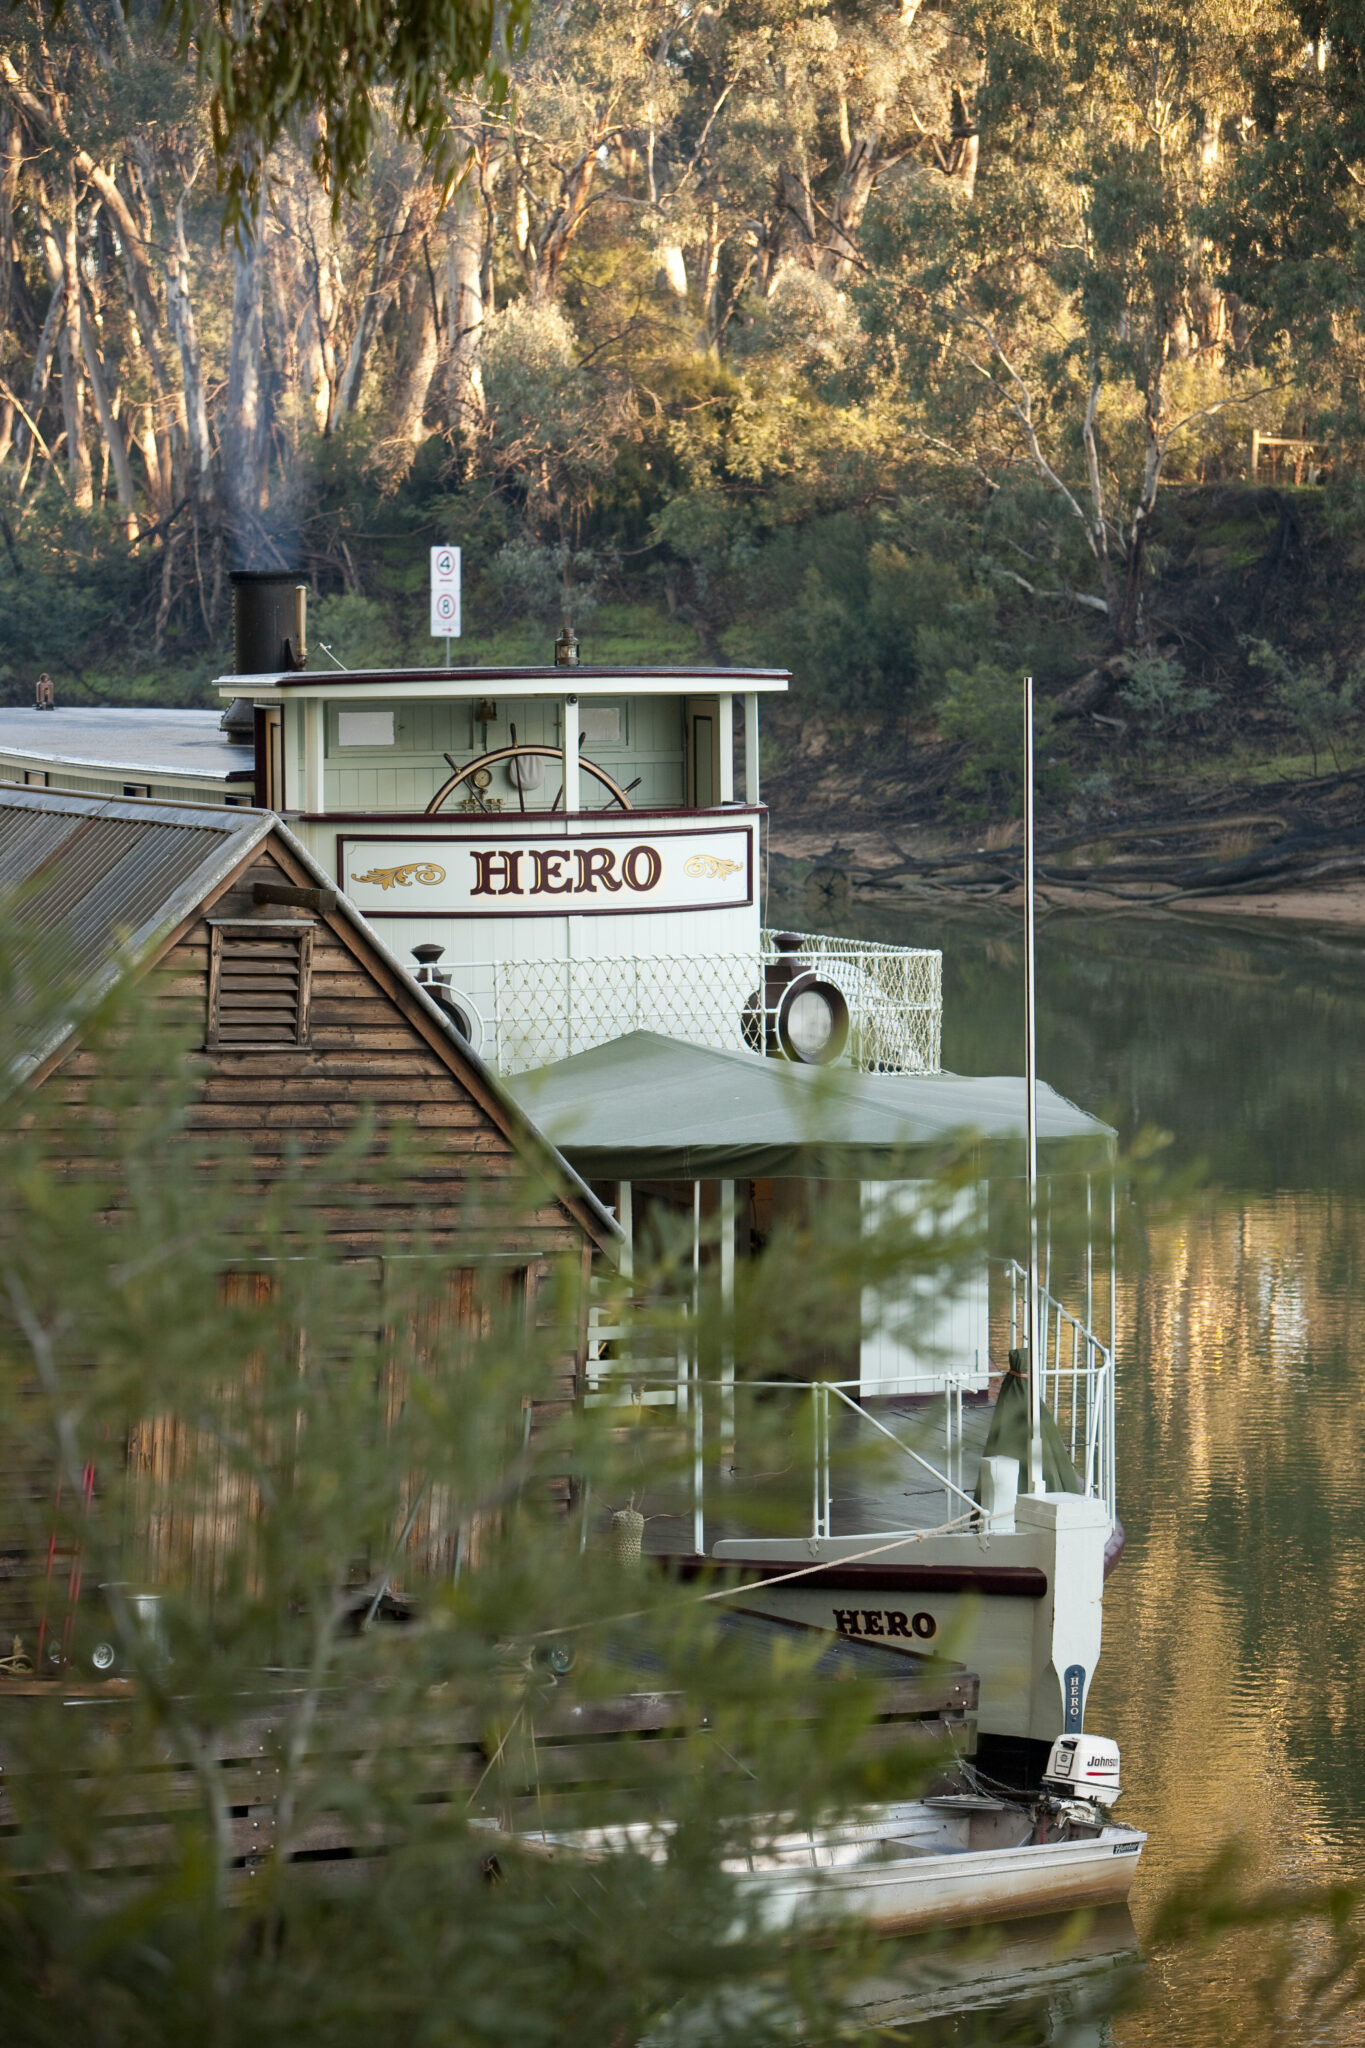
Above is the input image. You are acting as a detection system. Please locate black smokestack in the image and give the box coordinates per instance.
[231,571,308,674]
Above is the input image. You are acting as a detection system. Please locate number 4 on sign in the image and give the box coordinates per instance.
[430,546,461,664]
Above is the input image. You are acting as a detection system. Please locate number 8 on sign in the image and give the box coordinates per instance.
[430,546,462,641]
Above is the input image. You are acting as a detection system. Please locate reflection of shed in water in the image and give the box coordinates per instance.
[0,787,613,1664]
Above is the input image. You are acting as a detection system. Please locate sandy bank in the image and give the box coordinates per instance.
[1175,885,1365,927]
[768,827,1365,930]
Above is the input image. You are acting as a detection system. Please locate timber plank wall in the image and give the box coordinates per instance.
[1,831,603,1657]
[53,842,594,1261]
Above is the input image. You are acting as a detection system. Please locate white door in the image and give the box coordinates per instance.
[859,1181,989,1396]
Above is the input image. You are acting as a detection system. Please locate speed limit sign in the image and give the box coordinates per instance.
[430,546,461,639]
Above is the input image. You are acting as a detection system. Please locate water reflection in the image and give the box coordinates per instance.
[777,893,1365,2043]
[844,1905,1142,2044]
[1098,1191,1365,2045]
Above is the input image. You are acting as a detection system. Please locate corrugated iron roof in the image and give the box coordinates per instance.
[0,788,270,1004]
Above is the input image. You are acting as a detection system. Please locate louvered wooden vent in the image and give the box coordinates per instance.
[207,921,313,1049]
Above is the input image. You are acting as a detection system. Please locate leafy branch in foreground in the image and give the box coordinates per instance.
[52,0,532,222]
[0,933,970,2047]
[0,930,1357,2045]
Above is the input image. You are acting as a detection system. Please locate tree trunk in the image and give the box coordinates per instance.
[1115,517,1149,645]
[817,103,886,281]
[78,294,138,531]
[0,116,18,353]
[21,283,62,471]
[945,85,978,200]
[1116,394,1164,644]
[38,190,93,510]
[270,154,336,435]
[165,190,214,508]
[446,177,485,431]
[299,223,338,434]
[387,266,442,449]
[529,150,597,301]
[330,192,420,427]
[657,243,688,298]
[701,202,724,347]
[100,153,179,492]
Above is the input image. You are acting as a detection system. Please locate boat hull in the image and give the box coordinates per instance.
[710,1490,1114,1751]
[736,1827,1146,1937]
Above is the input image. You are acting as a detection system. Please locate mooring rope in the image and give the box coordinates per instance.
[524,1510,981,1643]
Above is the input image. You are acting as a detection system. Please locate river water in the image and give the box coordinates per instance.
[783,889,1365,2045]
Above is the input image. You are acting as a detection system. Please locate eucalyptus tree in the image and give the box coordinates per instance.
[1214,5,1365,398]
[861,0,1301,645]
[0,2,484,603]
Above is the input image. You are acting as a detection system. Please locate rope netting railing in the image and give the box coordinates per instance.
[490,931,942,1075]
[769,929,941,1074]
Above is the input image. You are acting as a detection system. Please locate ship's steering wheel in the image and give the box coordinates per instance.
[426,742,636,815]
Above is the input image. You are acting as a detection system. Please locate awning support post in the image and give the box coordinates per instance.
[719,1179,736,1474]
[1024,674,1045,1496]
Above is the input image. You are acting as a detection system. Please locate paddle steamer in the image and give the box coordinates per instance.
[4,572,1121,1786]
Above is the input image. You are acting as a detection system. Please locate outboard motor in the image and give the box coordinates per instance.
[1042,1732,1123,1812]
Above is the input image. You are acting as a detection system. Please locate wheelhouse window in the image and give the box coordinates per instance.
[206,920,314,1050]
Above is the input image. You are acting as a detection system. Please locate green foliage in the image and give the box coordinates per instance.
[0,935,1006,2045]
[10,0,1365,782]
[171,0,532,224]
[939,664,1067,818]
[747,517,995,715]
[0,506,191,701]
[307,591,399,671]
[1118,656,1217,757]
[1244,636,1360,775]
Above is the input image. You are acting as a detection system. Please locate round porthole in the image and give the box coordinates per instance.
[775,972,850,1065]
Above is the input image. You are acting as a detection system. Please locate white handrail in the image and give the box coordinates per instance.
[1002,1258,1114,1516]
[823,1382,980,1513]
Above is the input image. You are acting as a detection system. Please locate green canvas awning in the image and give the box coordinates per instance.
[505,1031,1114,1182]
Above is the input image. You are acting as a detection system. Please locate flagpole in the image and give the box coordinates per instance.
[1024,674,1044,1494]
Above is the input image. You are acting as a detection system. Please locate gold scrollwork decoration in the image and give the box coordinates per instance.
[683,853,742,880]
[350,861,447,891]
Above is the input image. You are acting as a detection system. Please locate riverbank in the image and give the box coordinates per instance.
[767,823,1365,929]
[1179,883,1365,925]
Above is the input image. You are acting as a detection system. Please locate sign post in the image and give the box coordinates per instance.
[430,547,461,664]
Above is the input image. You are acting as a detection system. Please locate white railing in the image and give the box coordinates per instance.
[491,929,941,1075]
[580,1365,981,1555]
[582,1258,1116,1551]
[1003,1260,1115,1522]
[764,930,941,1076]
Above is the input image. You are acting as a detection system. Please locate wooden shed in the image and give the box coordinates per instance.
[0,788,616,1661]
